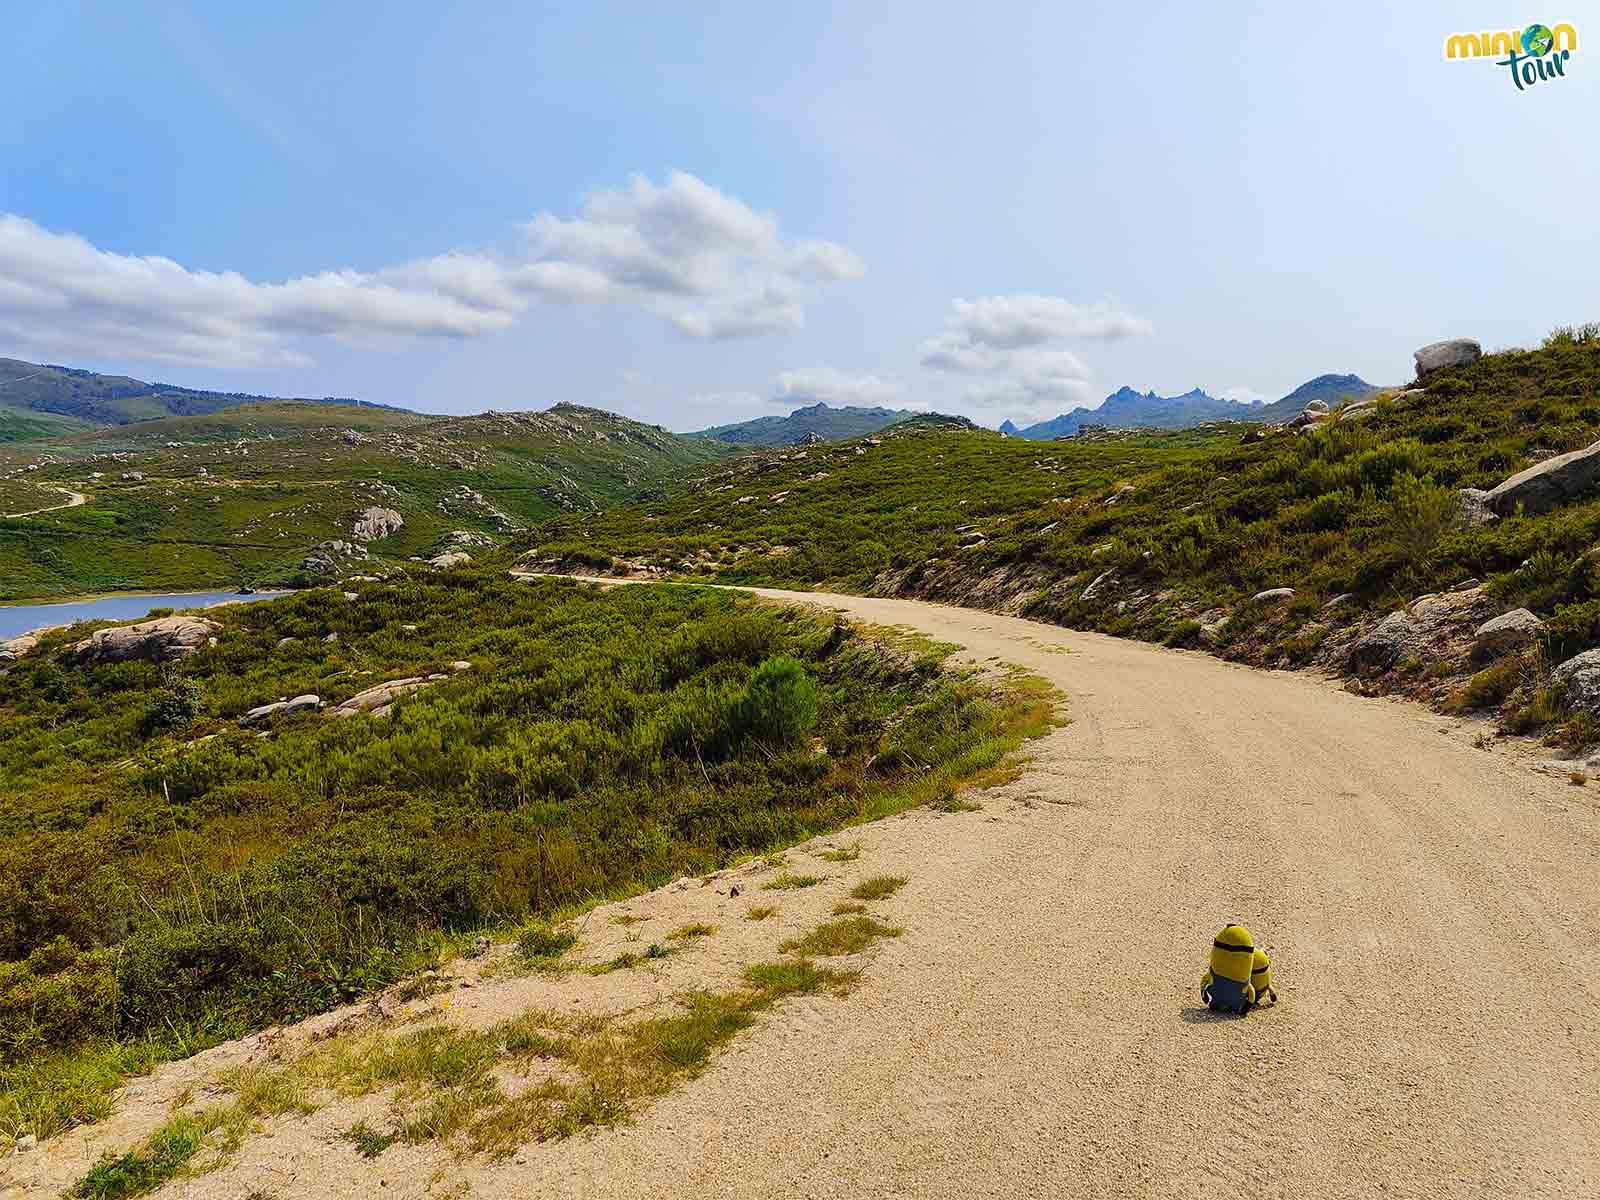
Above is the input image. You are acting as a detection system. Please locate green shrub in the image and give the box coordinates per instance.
[1450,658,1525,710]
[1165,620,1203,648]
[516,922,577,963]
[738,657,818,747]
[1388,475,1459,576]
[1544,322,1600,348]
[140,674,204,734]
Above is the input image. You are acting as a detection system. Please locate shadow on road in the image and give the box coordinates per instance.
[1178,1005,1249,1025]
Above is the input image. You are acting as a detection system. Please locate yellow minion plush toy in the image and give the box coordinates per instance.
[1200,923,1257,1014]
[1250,947,1277,1005]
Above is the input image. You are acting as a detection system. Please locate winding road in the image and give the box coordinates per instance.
[1,485,86,519]
[8,584,1596,1200]
[537,584,1599,1199]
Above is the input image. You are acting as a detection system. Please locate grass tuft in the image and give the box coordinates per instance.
[780,915,903,958]
[666,923,716,941]
[817,842,862,863]
[744,906,778,921]
[762,872,823,891]
[339,1120,399,1158]
[587,944,673,975]
[516,922,578,964]
[850,875,908,902]
[927,785,981,813]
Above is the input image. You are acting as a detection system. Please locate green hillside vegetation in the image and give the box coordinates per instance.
[0,404,93,445]
[0,403,731,601]
[690,402,925,446]
[526,329,1600,731]
[0,357,388,428]
[1,572,1047,1143]
[526,415,1217,590]
[56,402,429,450]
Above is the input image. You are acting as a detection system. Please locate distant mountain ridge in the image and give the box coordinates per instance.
[1252,374,1383,423]
[1011,386,1252,439]
[0,356,398,433]
[1007,374,1381,439]
[688,402,922,446]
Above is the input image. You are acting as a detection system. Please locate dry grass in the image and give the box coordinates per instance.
[744,906,778,921]
[68,958,861,1195]
[762,872,823,891]
[780,915,903,958]
[817,842,862,863]
[927,785,981,813]
[666,923,717,941]
[850,875,908,902]
[587,944,673,975]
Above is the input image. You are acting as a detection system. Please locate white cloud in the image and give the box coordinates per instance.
[960,352,1096,415]
[0,171,863,367]
[771,367,900,408]
[937,295,1151,352]
[919,294,1141,418]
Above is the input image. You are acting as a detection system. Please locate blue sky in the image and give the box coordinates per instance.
[2,3,1594,430]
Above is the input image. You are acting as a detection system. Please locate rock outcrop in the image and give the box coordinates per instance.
[352,507,404,542]
[238,694,321,727]
[302,539,368,575]
[1349,611,1421,671]
[1413,339,1481,378]
[1552,650,1600,717]
[1288,400,1330,429]
[1252,588,1295,604]
[73,616,220,663]
[428,551,473,569]
[1340,389,1425,423]
[1479,439,1600,518]
[0,632,42,664]
[1474,609,1541,656]
[1456,488,1497,529]
[1081,570,1116,602]
[332,677,432,718]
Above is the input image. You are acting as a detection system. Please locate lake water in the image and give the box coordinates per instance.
[0,591,289,641]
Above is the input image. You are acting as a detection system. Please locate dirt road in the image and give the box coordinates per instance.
[531,585,1600,1199]
[1,486,86,518]
[9,585,1597,1199]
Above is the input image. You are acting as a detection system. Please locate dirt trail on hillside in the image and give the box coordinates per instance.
[2,487,85,518]
[7,585,1597,1199]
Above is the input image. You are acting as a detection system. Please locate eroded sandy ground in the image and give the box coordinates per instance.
[6,586,1598,1199]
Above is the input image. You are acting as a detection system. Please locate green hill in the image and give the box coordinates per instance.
[0,356,396,428]
[523,327,1600,742]
[690,402,922,446]
[0,402,92,444]
[0,402,731,600]
[1253,373,1383,423]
